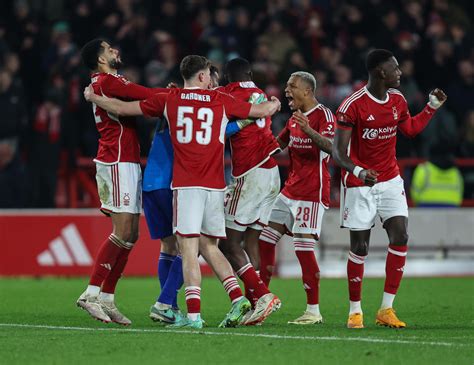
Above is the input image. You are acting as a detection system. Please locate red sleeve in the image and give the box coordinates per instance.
[278,121,291,144]
[398,102,437,138]
[139,93,167,118]
[318,108,336,138]
[101,75,162,100]
[221,93,252,120]
[336,99,357,130]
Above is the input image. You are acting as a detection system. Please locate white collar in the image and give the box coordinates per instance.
[364,86,389,104]
[303,103,320,116]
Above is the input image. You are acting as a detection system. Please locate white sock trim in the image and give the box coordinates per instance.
[388,247,407,257]
[380,292,396,309]
[86,285,100,297]
[349,300,362,315]
[348,251,367,265]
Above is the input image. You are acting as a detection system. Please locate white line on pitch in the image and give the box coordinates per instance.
[0,323,470,348]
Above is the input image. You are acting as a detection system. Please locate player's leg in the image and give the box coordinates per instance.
[199,234,250,328]
[77,162,139,324]
[258,221,285,287]
[346,229,370,328]
[243,228,261,269]
[201,190,251,327]
[287,200,325,325]
[340,184,377,329]
[376,176,409,328]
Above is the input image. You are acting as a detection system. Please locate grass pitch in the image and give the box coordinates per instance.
[0,277,472,364]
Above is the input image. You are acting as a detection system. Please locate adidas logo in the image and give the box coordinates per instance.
[299,222,308,228]
[37,224,93,266]
[366,115,375,121]
[100,263,112,270]
[396,267,404,272]
[350,277,362,282]
[303,283,311,290]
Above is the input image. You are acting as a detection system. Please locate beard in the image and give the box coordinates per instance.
[108,58,123,69]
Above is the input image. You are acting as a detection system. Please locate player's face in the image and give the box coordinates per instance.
[100,42,123,70]
[381,57,402,88]
[285,76,306,111]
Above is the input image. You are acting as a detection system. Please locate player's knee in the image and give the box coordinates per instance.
[392,232,409,245]
[265,265,274,275]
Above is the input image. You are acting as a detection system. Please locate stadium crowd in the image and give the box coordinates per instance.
[0,0,472,208]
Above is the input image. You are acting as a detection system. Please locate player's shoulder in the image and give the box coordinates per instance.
[337,86,367,113]
[93,72,130,87]
[308,103,335,122]
[388,88,408,103]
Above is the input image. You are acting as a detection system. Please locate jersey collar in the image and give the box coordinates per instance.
[364,86,389,104]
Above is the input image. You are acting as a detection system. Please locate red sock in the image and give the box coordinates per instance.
[347,251,366,302]
[384,244,408,294]
[185,286,201,314]
[222,276,244,303]
[101,247,131,294]
[237,263,270,306]
[294,238,320,305]
[258,227,282,287]
[89,235,124,287]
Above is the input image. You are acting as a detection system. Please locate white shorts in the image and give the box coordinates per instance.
[269,193,326,237]
[95,162,142,215]
[225,166,280,232]
[340,175,409,230]
[173,188,226,238]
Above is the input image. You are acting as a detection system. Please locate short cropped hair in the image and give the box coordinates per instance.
[291,71,317,94]
[81,38,106,71]
[210,65,219,77]
[366,49,394,72]
[224,57,251,82]
[180,55,211,81]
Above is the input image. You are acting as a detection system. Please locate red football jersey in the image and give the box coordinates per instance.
[139,88,252,190]
[336,86,412,187]
[223,82,280,178]
[279,104,335,206]
[90,72,166,164]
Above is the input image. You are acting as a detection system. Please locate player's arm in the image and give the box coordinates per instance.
[248,96,281,118]
[84,85,143,117]
[333,120,378,186]
[398,88,447,138]
[292,110,332,154]
[276,124,290,150]
[225,121,241,138]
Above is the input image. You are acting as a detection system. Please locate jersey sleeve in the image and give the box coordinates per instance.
[278,121,291,144]
[318,109,336,138]
[336,99,357,130]
[221,93,252,120]
[101,75,159,100]
[139,93,167,118]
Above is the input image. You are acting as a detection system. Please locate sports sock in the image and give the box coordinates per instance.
[86,285,100,297]
[158,252,175,290]
[236,263,270,306]
[99,292,114,302]
[347,251,366,308]
[101,247,131,294]
[158,255,183,307]
[294,237,320,305]
[382,244,408,308]
[89,234,124,287]
[306,304,320,316]
[258,227,282,287]
[222,276,244,304]
[349,300,362,314]
[184,286,201,317]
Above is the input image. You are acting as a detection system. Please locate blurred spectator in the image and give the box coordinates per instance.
[458,110,474,199]
[411,143,463,207]
[447,59,474,123]
[0,68,28,207]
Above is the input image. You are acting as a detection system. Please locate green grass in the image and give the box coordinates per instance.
[0,277,472,364]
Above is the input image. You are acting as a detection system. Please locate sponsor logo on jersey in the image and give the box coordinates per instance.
[289,135,313,148]
[362,126,397,140]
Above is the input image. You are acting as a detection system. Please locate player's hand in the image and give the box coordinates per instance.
[293,110,311,134]
[167,82,178,89]
[428,88,447,109]
[359,169,379,186]
[83,85,94,102]
[270,96,281,112]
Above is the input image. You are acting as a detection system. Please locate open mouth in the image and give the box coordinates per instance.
[286,95,294,108]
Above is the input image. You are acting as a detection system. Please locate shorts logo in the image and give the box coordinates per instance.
[343,207,349,221]
[401,190,405,196]
[123,193,130,206]
[299,222,308,228]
